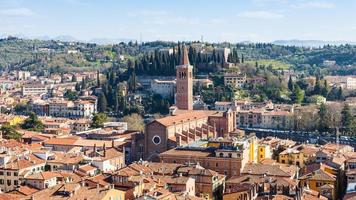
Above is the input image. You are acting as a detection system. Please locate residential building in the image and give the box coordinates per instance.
[151,79,175,98]
[224,72,246,88]
[22,84,49,96]
[299,168,337,200]
[278,144,319,167]
[0,154,46,192]
[159,136,258,178]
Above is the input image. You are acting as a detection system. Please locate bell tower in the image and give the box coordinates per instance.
[176,45,193,110]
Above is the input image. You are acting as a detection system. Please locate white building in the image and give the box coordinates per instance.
[16,71,31,80]
[346,77,356,90]
[214,101,237,111]
[22,84,50,96]
[151,79,176,98]
[224,73,246,88]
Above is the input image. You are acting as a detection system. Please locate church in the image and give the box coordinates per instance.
[144,45,237,161]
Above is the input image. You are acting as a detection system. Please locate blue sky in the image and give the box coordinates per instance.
[0,0,355,42]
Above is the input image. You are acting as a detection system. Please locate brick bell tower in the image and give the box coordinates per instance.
[176,45,193,110]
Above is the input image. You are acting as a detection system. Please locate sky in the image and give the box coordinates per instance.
[0,0,356,42]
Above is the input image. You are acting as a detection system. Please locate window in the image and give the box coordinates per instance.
[6,172,11,176]
[0,179,3,184]
[216,162,219,167]
[7,180,11,186]
[14,180,18,186]
[13,172,18,176]
[0,171,3,175]
[152,135,161,145]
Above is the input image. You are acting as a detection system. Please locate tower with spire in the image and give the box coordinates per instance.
[176,45,193,110]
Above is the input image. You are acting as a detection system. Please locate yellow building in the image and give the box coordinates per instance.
[249,136,258,163]
[299,169,336,200]
[278,145,318,167]
[257,144,272,162]
[279,149,305,167]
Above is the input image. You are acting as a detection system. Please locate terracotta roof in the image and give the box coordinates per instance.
[46,152,84,165]
[2,154,45,170]
[78,164,97,172]
[26,171,58,180]
[44,137,78,146]
[242,163,293,177]
[159,148,212,158]
[15,185,39,196]
[154,110,218,127]
[299,169,336,182]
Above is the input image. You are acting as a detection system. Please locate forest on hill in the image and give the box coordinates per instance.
[0,37,355,76]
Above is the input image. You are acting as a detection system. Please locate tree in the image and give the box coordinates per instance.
[321,80,329,97]
[64,90,78,101]
[14,103,31,115]
[288,75,294,91]
[91,113,107,128]
[292,85,304,104]
[81,77,87,90]
[71,74,77,82]
[337,87,344,100]
[98,92,108,113]
[21,112,44,132]
[122,113,144,132]
[0,124,22,140]
[97,70,101,87]
[318,104,329,132]
[341,104,352,130]
[313,77,321,95]
[75,82,81,92]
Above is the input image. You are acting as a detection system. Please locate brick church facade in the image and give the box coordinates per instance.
[144,46,237,161]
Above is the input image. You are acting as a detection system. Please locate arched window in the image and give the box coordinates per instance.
[219,153,224,158]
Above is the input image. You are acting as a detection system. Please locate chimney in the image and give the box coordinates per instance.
[213,122,217,138]
[178,135,182,147]
[93,144,97,156]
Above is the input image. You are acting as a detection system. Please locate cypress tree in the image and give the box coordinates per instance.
[75,82,81,92]
[98,92,108,113]
[97,70,100,87]
[318,103,329,132]
[337,87,344,100]
[288,75,294,91]
[341,103,352,130]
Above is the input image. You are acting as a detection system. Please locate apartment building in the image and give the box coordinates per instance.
[0,154,46,192]
[31,98,96,118]
[22,84,50,96]
[224,72,246,88]
[159,136,258,178]
[151,79,176,98]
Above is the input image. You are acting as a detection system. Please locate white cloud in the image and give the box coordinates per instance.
[127,10,168,17]
[0,8,34,17]
[238,10,284,19]
[292,1,335,9]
